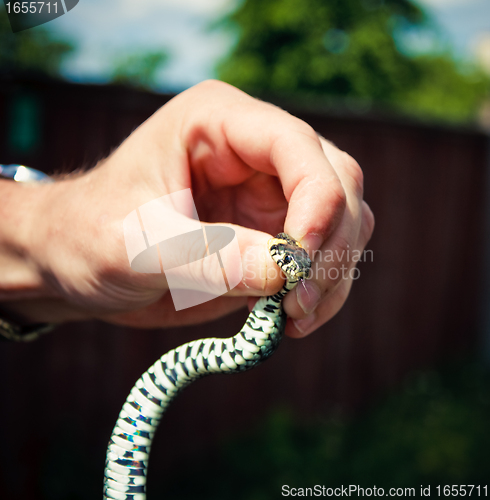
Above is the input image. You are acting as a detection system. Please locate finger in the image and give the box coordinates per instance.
[281,143,365,318]
[359,201,375,249]
[202,222,284,297]
[285,202,375,338]
[179,81,348,249]
[285,277,354,338]
[227,119,348,247]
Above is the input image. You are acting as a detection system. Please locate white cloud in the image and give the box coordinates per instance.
[472,32,490,73]
[44,0,236,90]
[417,0,482,7]
[118,0,235,18]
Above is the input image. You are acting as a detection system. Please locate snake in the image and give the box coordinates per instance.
[103,233,312,500]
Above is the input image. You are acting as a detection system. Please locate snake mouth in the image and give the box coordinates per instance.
[269,233,312,282]
[279,244,312,281]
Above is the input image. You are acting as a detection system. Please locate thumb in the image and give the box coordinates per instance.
[217,223,284,298]
[159,222,284,306]
[123,192,283,310]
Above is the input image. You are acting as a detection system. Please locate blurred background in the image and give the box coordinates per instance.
[1,0,490,498]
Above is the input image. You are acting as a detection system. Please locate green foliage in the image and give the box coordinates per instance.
[160,362,490,499]
[344,364,490,486]
[397,55,490,123]
[0,9,73,77]
[215,0,490,123]
[110,50,170,90]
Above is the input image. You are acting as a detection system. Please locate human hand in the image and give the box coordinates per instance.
[3,80,373,336]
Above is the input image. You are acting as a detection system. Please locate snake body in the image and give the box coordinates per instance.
[103,233,311,500]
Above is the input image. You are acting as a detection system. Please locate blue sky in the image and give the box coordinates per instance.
[14,0,490,92]
[41,0,237,91]
[417,0,490,55]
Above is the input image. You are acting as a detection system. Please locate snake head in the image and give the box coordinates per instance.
[268,233,312,282]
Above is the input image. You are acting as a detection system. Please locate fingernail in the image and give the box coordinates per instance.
[293,312,317,335]
[300,233,323,254]
[296,280,321,314]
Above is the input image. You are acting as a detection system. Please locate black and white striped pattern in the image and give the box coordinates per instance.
[103,234,310,500]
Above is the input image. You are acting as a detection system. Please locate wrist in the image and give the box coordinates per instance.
[0,178,66,327]
[0,179,52,300]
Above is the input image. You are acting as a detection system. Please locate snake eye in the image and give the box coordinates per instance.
[283,255,292,265]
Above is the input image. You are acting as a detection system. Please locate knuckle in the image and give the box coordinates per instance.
[275,114,318,143]
[196,79,226,91]
[329,176,348,217]
[328,270,343,289]
[295,118,317,137]
[191,79,242,99]
[293,121,322,146]
[361,202,375,242]
[315,236,351,291]
[343,152,364,196]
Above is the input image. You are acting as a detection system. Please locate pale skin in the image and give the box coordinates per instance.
[0,80,374,338]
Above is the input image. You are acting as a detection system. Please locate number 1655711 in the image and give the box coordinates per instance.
[6,2,59,14]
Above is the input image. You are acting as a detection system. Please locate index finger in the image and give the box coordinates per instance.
[218,87,346,252]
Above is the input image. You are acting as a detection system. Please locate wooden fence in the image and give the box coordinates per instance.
[0,77,488,499]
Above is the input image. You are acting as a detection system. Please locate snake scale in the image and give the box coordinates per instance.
[103,233,312,499]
